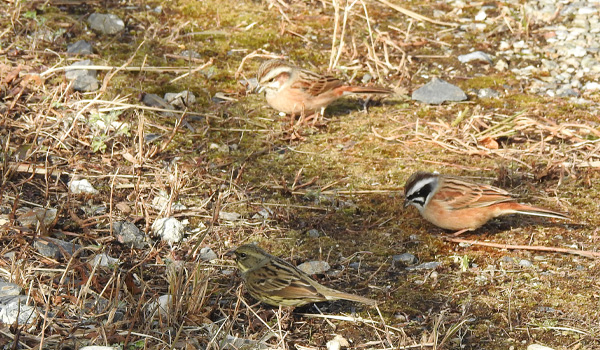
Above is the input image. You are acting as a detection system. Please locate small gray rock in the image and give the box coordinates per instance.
[164,91,196,108]
[221,269,235,276]
[0,295,28,305]
[65,60,98,92]
[240,77,259,92]
[527,344,556,350]
[458,51,494,64]
[392,253,417,264]
[501,256,516,264]
[113,221,146,248]
[0,282,21,297]
[307,229,320,238]
[219,212,241,221]
[541,59,559,71]
[17,207,57,229]
[253,207,271,219]
[33,29,55,42]
[199,247,218,261]
[67,40,93,55]
[348,262,362,270]
[144,133,162,143]
[477,88,500,98]
[152,217,185,244]
[218,334,270,350]
[148,294,172,316]
[180,50,201,59]
[34,237,82,259]
[412,77,467,104]
[89,253,120,267]
[556,87,579,97]
[536,306,558,313]
[406,261,441,270]
[73,75,99,92]
[142,93,170,108]
[0,295,38,325]
[141,93,176,118]
[69,178,99,194]
[65,60,96,81]
[519,259,533,267]
[297,260,330,275]
[83,203,107,217]
[569,46,587,57]
[80,346,116,350]
[583,82,600,91]
[88,13,125,35]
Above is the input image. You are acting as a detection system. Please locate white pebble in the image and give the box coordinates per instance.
[69,179,99,194]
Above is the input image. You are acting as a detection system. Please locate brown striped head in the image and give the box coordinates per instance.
[230,244,271,274]
[404,171,440,211]
[256,59,294,93]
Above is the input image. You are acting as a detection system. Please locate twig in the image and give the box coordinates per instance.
[100,40,146,94]
[235,50,282,79]
[331,0,358,70]
[40,64,212,77]
[329,0,341,71]
[523,325,590,335]
[376,0,458,27]
[444,237,600,259]
[297,312,378,323]
[266,186,404,196]
[70,99,207,117]
[170,58,214,84]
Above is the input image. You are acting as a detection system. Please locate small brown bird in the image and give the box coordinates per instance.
[403,172,569,236]
[228,244,376,307]
[256,59,392,115]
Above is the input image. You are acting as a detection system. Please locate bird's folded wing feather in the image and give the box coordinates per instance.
[292,70,343,96]
[248,259,324,299]
[438,179,515,210]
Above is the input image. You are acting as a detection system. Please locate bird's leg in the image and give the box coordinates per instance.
[294,105,308,127]
[310,106,326,127]
[282,112,306,141]
[449,228,470,236]
[273,305,295,331]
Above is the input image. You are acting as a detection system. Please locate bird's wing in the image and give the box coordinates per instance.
[246,258,326,301]
[291,69,344,97]
[436,177,515,210]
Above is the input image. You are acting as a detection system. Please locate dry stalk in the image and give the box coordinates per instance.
[375,0,458,27]
[445,237,600,259]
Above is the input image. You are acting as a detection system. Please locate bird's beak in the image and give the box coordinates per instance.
[224,249,236,258]
[403,198,410,208]
[256,85,266,94]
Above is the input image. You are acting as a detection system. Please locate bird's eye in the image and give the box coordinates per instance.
[238,253,247,258]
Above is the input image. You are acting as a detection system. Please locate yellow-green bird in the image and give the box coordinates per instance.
[228,244,376,307]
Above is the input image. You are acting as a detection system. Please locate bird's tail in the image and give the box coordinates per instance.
[326,290,377,306]
[341,86,393,95]
[512,204,570,220]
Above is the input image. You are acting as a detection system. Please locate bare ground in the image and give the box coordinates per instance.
[1,0,599,349]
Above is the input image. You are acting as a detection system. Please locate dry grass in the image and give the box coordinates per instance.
[1,0,599,349]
